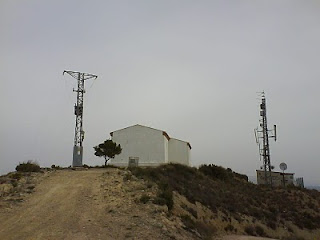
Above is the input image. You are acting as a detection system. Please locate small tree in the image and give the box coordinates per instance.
[93,139,122,166]
[16,160,41,172]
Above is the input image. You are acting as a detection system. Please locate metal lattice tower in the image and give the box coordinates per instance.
[254,92,277,187]
[63,70,97,167]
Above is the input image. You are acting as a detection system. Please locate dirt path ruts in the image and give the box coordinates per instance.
[0,168,279,240]
[0,169,107,240]
[220,236,278,240]
[0,168,174,240]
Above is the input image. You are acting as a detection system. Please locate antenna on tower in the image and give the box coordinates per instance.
[63,70,97,167]
[254,92,277,187]
[280,162,287,187]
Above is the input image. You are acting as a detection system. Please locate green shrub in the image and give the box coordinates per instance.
[140,194,150,204]
[129,164,320,232]
[233,171,249,181]
[199,164,233,181]
[244,225,255,236]
[281,236,305,240]
[99,164,118,168]
[224,224,234,232]
[153,196,167,206]
[194,222,217,240]
[157,183,174,210]
[181,215,216,239]
[181,214,195,230]
[16,161,40,172]
[123,172,132,181]
[266,220,277,230]
[51,164,63,170]
[255,225,265,236]
[10,179,18,187]
[153,184,174,210]
[182,204,198,218]
[10,172,23,180]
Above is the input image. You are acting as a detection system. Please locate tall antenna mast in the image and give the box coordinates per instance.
[63,70,97,167]
[254,92,277,187]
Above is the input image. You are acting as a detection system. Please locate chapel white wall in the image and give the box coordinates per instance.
[110,125,166,167]
[168,138,190,166]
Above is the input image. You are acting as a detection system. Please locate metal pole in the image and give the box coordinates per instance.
[261,97,272,186]
[255,92,277,187]
[63,70,97,167]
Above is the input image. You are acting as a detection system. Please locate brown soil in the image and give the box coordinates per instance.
[220,236,277,240]
[0,168,196,240]
[0,168,301,240]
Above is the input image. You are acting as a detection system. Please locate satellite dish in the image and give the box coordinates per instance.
[280,162,287,171]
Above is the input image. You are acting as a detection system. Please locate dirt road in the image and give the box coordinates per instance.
[0,168,279,240]
[220,236,277,240]
[0,168,172,240]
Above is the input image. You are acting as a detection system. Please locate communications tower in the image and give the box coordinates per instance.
[63,70,97,167]
[254,92,277,187]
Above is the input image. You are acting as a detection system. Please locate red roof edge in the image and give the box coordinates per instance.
[163,131,170,141]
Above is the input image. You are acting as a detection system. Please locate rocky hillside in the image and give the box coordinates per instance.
[0,164,319,240]
[129,164,320,240]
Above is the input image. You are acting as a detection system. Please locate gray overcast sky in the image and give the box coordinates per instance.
[1,1,319,185]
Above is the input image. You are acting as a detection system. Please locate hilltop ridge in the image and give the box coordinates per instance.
[0,164,319,240]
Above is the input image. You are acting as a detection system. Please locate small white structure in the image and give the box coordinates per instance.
[109,124,191,167]
[256,170,295,186]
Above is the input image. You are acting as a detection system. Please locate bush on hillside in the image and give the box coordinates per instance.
[281,236,305,240]
[224,224,235,232]
[16,161,40,172]
[181,214,196,230]
[156,183,174,210]
[233,171,249,181]
[82,164,90,168]
[130,163,320,231]
[255,225,266,237]
[244,225,256,236]
[199,164,249,182]
[51,164,63,170]
[181,204,198,218]
[180,214,217,239]
[199,164,233,181]
[10,172,23,180]
[140,194,151,204]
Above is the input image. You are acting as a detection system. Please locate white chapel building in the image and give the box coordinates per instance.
[109,124,191,167]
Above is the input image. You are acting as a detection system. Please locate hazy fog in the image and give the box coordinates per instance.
[1,1,319,185]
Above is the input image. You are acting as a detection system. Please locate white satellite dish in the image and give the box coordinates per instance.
[280,162,287,171]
